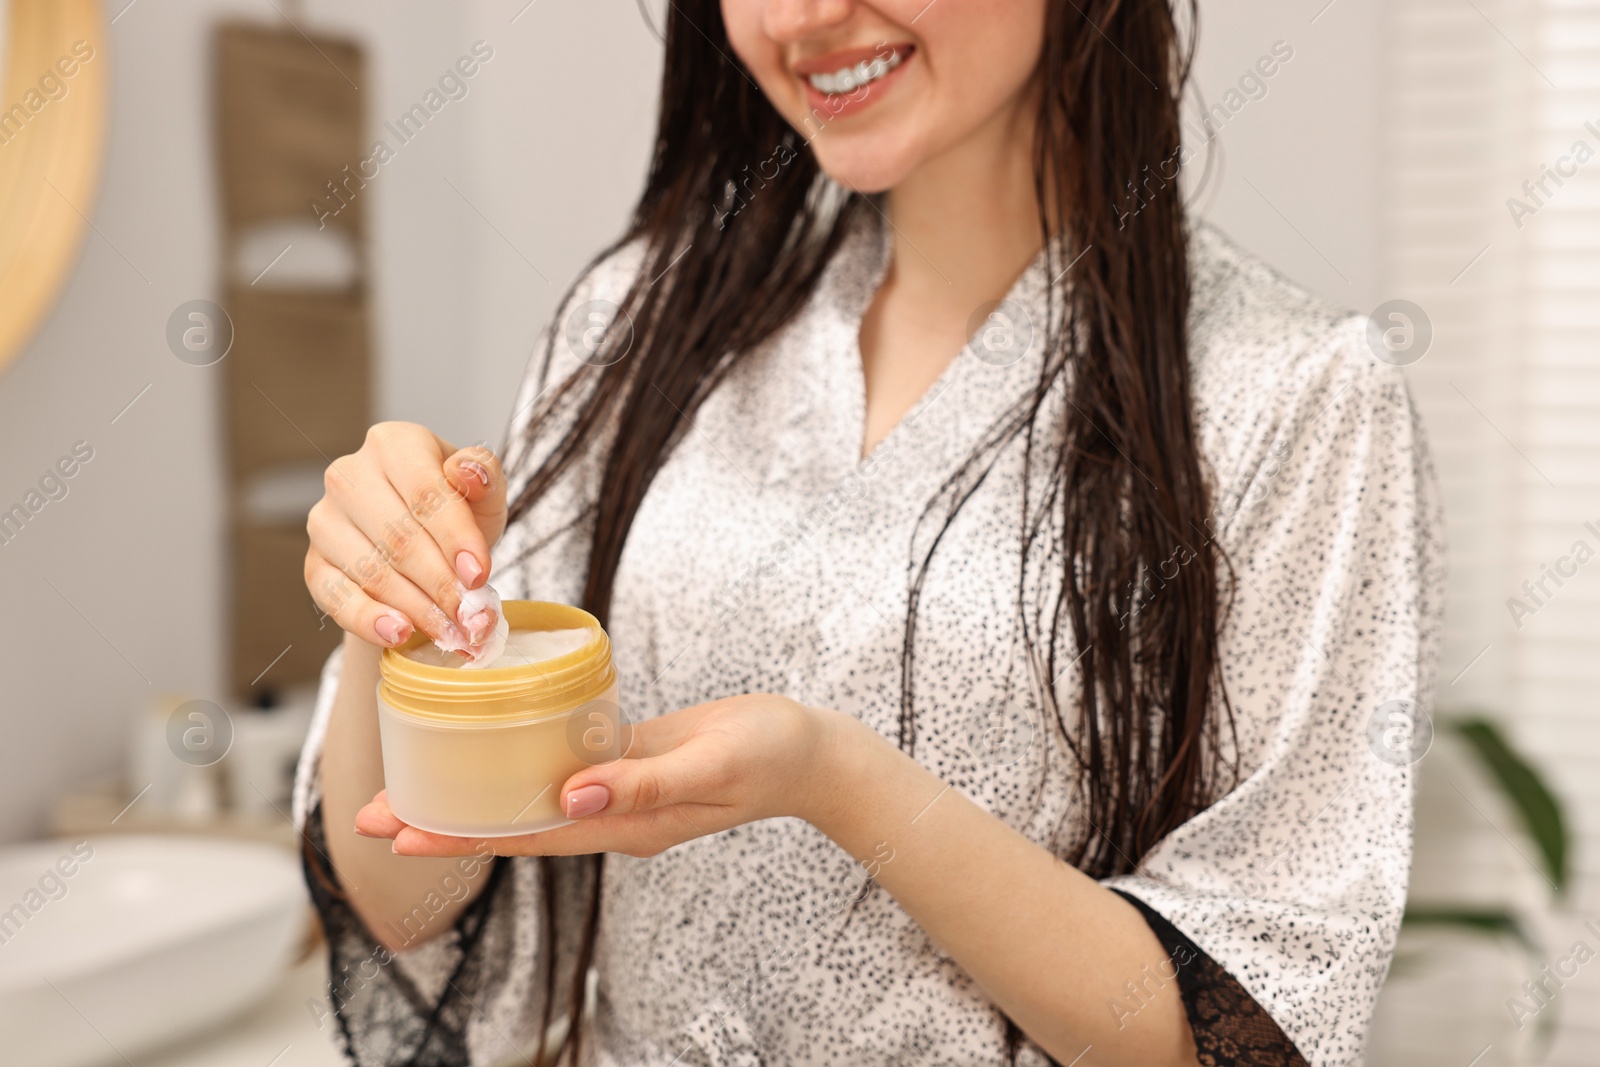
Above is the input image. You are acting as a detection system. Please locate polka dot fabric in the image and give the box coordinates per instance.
[293,206,1446,1067]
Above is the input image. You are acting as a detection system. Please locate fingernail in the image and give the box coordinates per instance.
[565,784,610,819]
[375,612,410,646]
[353,823,376,838]
[460,460,490,487]
[456,550,484,585]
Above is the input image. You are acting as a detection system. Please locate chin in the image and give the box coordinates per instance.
[809,129,922,195]
[812,150,913,195]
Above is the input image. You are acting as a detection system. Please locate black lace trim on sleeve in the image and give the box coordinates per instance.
[1110,888,1310,1067]
[300,797,510,1067]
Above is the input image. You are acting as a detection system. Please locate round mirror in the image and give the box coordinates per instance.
[0,0,108,376]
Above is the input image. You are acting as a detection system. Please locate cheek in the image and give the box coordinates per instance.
[915,1,1047,111]
[721,1,789,105]
[720,0,757,63]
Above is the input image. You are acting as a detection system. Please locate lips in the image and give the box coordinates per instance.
[792,42,913,78]
[793,41,916,121]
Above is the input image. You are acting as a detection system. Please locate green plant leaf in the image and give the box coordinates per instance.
[1401,906,1538,954]
[1397,907,1559,1050]
[1450,716,1569,897]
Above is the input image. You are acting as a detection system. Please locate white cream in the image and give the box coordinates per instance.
[405,626,593,671]
[426,579,510,668]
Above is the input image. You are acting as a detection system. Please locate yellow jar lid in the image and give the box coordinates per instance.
[378,599,615,723]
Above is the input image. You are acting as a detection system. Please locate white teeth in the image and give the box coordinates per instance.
[807,49,904,96]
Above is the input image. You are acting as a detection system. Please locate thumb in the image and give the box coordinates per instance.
[441,441,508,547]
[561,745,723,820]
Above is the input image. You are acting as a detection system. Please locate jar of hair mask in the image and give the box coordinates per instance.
[376,600,623,837]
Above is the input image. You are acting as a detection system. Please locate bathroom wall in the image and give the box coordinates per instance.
[0,0,1378,844]
[0,0,660,842]
[1185,0,1383,312]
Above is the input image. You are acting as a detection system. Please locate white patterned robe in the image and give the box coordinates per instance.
[294,205,1446,1067]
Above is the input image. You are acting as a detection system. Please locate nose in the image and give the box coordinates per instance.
[762,0,854,44]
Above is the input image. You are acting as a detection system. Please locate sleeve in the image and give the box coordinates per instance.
[1099,319,1448,1067]
[287,239,648,1065]
[292,648,598,1067]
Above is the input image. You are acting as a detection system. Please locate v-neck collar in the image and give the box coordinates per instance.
[812,202,1066,504]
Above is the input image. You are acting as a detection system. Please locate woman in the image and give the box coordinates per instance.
[294,2,1445,1065]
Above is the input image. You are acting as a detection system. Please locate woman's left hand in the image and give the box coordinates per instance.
[354,694,838,858]
[355,690,1200,1066]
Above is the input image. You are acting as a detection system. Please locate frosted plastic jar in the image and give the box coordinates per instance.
[376,600,623,837]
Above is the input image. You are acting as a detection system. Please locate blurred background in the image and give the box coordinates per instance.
[0,1,1593,1065]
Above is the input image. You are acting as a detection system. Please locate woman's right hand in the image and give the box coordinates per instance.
[305,422,507,649]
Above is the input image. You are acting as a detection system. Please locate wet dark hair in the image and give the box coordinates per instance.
[505,2,1234,1063]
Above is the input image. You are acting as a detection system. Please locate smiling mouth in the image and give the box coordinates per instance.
[804,45,911,96]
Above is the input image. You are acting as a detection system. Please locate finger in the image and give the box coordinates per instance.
[561,740,734,820]
[324,462,473,642]
[392,805,701,859]
[308,501,468,648]
[305,546,415,648]
[391,824,495,858]
[381,439,502,594]
[333,429,469,624]
[353,789,407,839]
[441,441,509,580]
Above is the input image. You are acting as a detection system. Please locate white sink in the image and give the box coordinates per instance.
[0,835,310,1067]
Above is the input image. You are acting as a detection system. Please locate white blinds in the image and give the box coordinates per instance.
[1384,0,1600,1062]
